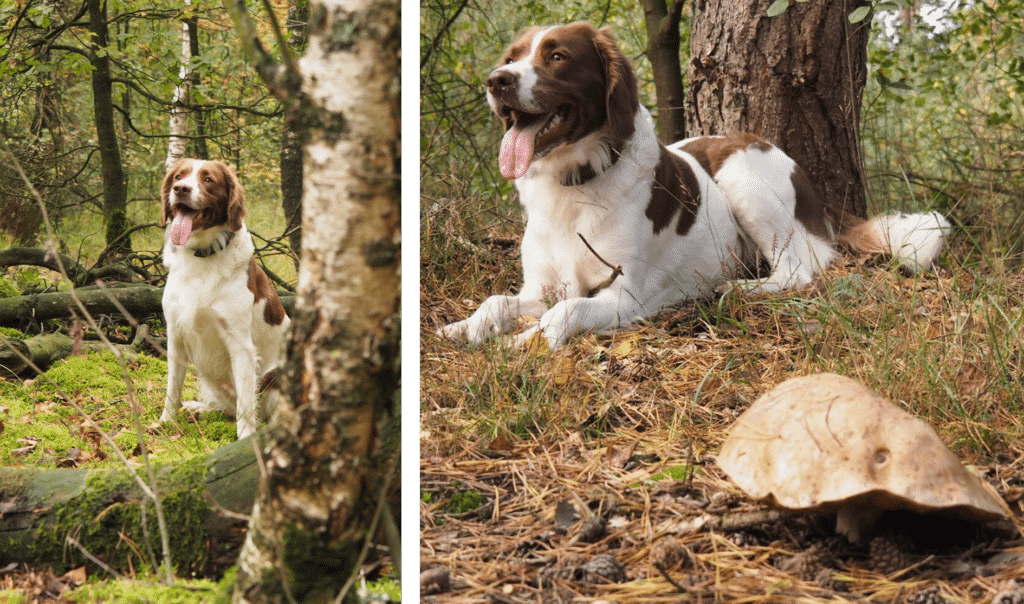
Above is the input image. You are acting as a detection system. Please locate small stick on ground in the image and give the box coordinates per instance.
[654,561,689,594]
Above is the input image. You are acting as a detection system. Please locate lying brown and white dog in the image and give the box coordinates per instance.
[159,159,290,439]
[439,23,950,349]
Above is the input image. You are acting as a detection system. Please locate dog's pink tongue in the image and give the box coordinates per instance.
[499,122,540,180]
[170,213,193,246]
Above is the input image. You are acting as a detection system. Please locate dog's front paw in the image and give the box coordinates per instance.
[437,317,498,345]
[181,399,209,414]
[159,409,176,423]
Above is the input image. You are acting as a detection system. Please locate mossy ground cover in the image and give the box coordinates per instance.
[0,349,236,468]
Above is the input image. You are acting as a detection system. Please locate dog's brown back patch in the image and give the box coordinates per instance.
[247,257,287,326]
[646,146,702,236]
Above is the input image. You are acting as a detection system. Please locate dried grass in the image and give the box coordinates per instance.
[421,213,1024,603]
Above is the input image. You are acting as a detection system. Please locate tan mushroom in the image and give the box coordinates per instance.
[718,373,1012,544]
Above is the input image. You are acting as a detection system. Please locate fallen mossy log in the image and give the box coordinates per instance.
[0,284,164,327]
[0,435,259,574]
[0,333,140,373]
[0,285,295,327]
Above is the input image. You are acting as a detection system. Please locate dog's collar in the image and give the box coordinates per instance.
[560,140,624,187]
[192,229,236,258]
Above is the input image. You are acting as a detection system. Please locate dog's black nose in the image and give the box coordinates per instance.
[486,69,517,91]
[173,183,191,195]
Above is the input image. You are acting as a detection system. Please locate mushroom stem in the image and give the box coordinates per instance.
[836,505,884,545]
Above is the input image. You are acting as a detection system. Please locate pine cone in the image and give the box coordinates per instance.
[581,553,627,583]
[991,587,1024,604]
[869,536,908,575]
[779,543,833,582]
[910,585,947,604]
[539,553,587,586]
[650,536,689,571]
[577,516,606,544]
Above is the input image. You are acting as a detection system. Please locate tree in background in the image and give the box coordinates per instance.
[86,0,131,255]
[640,0,687,142]
[0,0,287,265]
[687,0,873,219]
[279,1,308,261]
[225,0,401,600]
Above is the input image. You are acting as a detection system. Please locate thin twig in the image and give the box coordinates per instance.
[653,561,689,594]
[67,536,125,580]
[578,232,623,297]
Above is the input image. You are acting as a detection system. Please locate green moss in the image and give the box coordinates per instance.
[43,350,163,401]
[447,486,483,514]
[0,590,28,603]
[29,454,213,574]
[0,276,20,299]
[70,577,219,603]
[211,565,237,604]
[0,349,239,468]
[649,465,698,482]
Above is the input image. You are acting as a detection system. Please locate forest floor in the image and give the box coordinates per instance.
[419,214,1024,603]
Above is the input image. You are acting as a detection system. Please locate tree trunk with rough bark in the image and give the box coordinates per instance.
[87,0,131,255]
[641,0,687,143]
[279,2,308,262]
[230,0,401,601]
[687,0,871,218]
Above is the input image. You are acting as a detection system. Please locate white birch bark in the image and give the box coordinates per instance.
[165,0,192,170]
[231,0,400,601]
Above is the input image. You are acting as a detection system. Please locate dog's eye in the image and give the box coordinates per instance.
[550,52,565,62]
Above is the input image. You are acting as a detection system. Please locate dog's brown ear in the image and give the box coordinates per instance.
[223,163,246,231]
[160,159,185,226]
[594,26,639,142]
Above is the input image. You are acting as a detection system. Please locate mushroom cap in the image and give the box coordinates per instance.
[718,374,1010,523]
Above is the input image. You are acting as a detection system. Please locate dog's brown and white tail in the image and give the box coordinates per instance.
[839,211,951,274]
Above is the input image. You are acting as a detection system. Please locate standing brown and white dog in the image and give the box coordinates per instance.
[439,23,950,349]
[159,159,289,439]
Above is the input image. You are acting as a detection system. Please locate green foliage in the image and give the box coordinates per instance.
[367,577,402,602]
[0,0,292,270]
[862,0,1024,262]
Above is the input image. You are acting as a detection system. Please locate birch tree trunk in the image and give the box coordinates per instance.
[687,0,871,219]
[231,0,401,601]
[166,0,193,169]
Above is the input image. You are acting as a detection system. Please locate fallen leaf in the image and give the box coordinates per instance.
[61,566,86,587]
